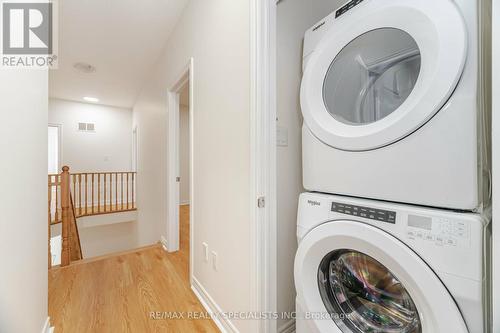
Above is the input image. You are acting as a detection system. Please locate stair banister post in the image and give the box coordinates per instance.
[61,166,71,267]
[48,176,52,269]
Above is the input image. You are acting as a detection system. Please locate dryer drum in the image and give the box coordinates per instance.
[322,28,421,126]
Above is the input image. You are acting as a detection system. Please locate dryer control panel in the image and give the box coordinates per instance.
[335,0,365,18]
[406,215,470,248]
[331,202,396,224]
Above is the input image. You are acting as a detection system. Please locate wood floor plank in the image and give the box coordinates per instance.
[49,205,220,332]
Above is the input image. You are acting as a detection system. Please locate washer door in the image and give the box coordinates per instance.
[300,0,467,151]
[294,221,468,333]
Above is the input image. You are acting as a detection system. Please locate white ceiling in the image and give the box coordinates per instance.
[49,0,188,108]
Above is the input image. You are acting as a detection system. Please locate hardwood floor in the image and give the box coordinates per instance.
[48,205,219,332]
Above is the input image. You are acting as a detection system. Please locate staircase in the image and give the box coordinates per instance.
[48,166,137,268]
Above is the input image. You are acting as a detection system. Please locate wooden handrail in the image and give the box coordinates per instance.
[69,195,83,261]
[48,166,137,267]
[48,171,137,225]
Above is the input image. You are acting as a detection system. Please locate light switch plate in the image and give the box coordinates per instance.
[277,126,288,147]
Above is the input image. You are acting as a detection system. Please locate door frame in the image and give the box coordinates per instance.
[164,2,279,330]
[48,123,63,173]
[132,125,139,172]
[492,0,499,330]
[167,58,195,284]
[250,0,277,332]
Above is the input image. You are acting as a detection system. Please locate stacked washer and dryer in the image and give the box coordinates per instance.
[294,1,491,333]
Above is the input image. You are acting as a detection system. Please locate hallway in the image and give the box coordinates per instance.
[48,206,219,332]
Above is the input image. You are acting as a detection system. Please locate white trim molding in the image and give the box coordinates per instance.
[492,0,499,330]
[166,59,195,288]
[41,317,54,333]
[191,277,239,333]
[249,0,278,332]
[166,57,195,285]
[48,123,63,173]
[278,319,295,333]
[160,236,168,251]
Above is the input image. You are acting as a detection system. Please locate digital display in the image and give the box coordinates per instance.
[331,202,396,224]
[408,215,433,231]
[335,0,364,18]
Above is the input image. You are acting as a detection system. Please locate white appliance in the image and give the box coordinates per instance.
[300,0,491,210]
[295,192,490,333]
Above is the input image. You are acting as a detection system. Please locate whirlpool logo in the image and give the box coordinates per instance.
[307,200,321,207]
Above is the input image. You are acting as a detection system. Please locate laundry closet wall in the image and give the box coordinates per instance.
[277,0,343,330]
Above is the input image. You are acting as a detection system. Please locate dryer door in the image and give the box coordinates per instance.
[300,0,467,151]
[294,221,468,333]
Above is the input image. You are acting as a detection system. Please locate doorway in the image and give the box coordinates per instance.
[132,126,138,172]
[48,124,61,174]
[166,59,194,283]
[48,124,62,266]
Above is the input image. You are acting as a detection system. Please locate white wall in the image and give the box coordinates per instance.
[49,98,139,259]
[78,221,138,258]
[0,70,48,332]
[276,0,344,330]
[48,98,133,173]
[51,211,138,259]
[180,105,190,205]
[132,0,253,331]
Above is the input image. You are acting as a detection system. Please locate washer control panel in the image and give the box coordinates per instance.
[335,0,364,18]
[406,215,470,248]
[331,202,396,224]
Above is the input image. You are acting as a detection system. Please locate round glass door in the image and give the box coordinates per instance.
[318,249,421,333]
[323,28,421,125]
[300,1,467,151]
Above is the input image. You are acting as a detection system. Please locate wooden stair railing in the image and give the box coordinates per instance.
[49,171,137,225]
[60,166,71,266]
[48,166,137,268]
[69,191,83,262]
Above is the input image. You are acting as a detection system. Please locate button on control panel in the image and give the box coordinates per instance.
[406,215,470,248]
[331,202,396,224]
[335,0,364,18]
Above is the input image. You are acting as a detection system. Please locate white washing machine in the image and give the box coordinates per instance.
[295,192,490,333]
[300,0,491,210]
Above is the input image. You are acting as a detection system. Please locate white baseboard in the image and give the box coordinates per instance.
[191,277,239,333]
[42,317,54,333]
[180,200,190,206]
[160,236,168,251]
[278,319,295,333]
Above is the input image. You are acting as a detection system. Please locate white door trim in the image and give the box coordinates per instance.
[167,58,195,285]
[48,123,63,173]
[250,0,277,332]
[132,125,139,172]
[492,0,499,330]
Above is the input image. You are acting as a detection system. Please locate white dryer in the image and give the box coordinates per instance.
[294,192,490,333]
[300,0,491,210]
